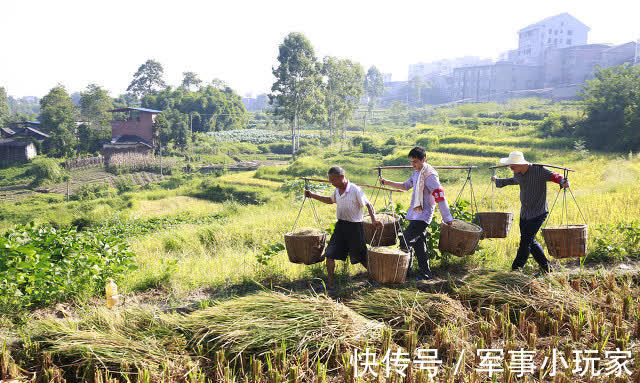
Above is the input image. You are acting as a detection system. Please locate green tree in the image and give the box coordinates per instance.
[579,64,640,152]
[181,71,202,91]
[0,87,10,128]
[321,57,364,143]
[269,32,324,157]
[39,85,78,157]
[363,66,385,130]
[79,84,113,132]
[126,59,167,98]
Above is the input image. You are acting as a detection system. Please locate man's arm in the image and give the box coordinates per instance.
[492,175,517,188]
[544,167,570,189]
[304,190,334,204]
[380,178,410,190]
[426,175,453,225]
[365,202,382,229]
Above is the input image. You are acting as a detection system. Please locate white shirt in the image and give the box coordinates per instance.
[330,182,370,222]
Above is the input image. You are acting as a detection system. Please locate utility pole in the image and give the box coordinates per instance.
[635,38,640,65]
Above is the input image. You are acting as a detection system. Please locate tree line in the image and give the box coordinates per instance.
[0,61,247,158]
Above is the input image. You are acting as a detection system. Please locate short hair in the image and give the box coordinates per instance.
[327,166,345,177]
[408,146,426,160]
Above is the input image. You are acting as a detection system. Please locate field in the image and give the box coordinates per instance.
[1,99,640,382]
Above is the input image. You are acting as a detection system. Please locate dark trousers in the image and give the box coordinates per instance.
[400,220,430,274]
[513,212,549,272]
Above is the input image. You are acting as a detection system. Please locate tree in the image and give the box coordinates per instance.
[39,85,78,157]
[181,71,202,91]
[321,57,364,143]
[363,66,385,130]
[269,32,324,157]
[0,87,10,127]
[79,84,113,132]
[409,75,424,106]
[579,64,640,152]
[126,59,167,98]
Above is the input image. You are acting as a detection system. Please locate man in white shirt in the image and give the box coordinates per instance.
[305,166,382,290]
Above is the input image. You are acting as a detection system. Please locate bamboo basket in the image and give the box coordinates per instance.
[438,219,483,257]
[364,212,400,246]
[284,230,327,265]
[476,212,514,239]
[542,225,588,259]
[367,247,410,284]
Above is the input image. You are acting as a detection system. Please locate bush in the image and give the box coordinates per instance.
[539,114,580,137]
[266,142,292,154]
[29,158,66,185]
[416,135,440,150]
[254,166,284,182]
[281,157,327,178]
[73,183,116,201]
[192,178,271,205]
[0,223,136,312]
[114,176,138,194]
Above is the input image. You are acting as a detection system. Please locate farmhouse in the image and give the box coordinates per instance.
[0,138,37,164]
[101,107,162,163]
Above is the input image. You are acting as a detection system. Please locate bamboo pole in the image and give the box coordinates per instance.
[489,163,575,172]
[373,165,478,170]
[299,177,404,192]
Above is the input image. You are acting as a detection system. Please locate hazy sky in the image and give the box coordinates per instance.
[1,0,638,98]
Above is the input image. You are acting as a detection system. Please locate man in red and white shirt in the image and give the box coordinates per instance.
[305,166,382,290]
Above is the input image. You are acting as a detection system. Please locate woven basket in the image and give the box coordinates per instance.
[367,247,410,284]
[364,212,400,246]
[284,232,327,265]
[438,219,483,257]
[542,225,588,259]
[476,212,514,238]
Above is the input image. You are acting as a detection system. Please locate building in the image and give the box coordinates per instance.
[241,94,269,111]
[2,122,50,142]
[452,62,543,102]
[409,57,493,81]
[0,139,37,164]
[543,44,610,88]
[514,13,590,66]
[101,107,161,162]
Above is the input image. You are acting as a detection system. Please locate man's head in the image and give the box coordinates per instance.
[327,166,347,188]
[500,150,530,174]
[408,146,427,171]
[509,164,530,174]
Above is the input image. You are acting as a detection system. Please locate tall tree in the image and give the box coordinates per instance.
[79,84,113,132]
[181,71,202,91]
[39,85,78,157]
[0,87,10,127]
[409,75,424,106]
[269,32,323,157]
[363,66,385,129]
[127,59,167,98]
[321,57,364,143]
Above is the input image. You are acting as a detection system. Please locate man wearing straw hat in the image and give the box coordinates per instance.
[305,166,382,290]
[492,150,570,274]
[380,146,454,280]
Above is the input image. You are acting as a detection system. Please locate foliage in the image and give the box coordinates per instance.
[126,59,167,98]
[256,242,285,266]
[586,221,640,263]
[180,71,202,91]
[0,87,10,127]
[29,158,67,186]
[364,66,385,113]
[207,128,318,144]
[580,64,640,152]
[192,178,272,204]
[269,32,324,156]
[0,223,136,312]
[321,56,364,142]
[39,85,78,157]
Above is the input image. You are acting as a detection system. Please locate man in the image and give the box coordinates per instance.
[380,146,454,280]
[305,166,382,290]
[491,150,570,274]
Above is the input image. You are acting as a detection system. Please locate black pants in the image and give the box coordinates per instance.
[325,220,367,265]
[513,212,549,272]
[400,220,430,274]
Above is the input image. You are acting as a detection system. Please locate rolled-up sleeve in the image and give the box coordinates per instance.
[426,175,454,223]
[403,176,414,190]
[357,187,369,207]
[495,177,517,188]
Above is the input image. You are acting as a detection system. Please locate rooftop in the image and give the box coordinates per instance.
[108,107,162,114]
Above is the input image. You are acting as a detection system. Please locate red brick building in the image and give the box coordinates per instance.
[102,107,162,163]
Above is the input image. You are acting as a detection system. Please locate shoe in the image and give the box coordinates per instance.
[415,270,434,281]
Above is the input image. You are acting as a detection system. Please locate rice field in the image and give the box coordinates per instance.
[1,104,640,381]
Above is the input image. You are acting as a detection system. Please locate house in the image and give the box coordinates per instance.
[4,122,50,143]
[451,62,543,102]
[0,138,37,164]
[101,107,162,163]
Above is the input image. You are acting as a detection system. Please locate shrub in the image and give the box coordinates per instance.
[281,157,327,178]
[0,223,136,312]
[416,135,440,150]
[73,183,115,201]
[192,178,271,204]
[29,158,66,185]
[114,176,138,194]
[539,113,580,137]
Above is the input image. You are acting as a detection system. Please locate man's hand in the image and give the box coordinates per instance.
[560,178,570,189]
[304,190,313,198]
[445,220,454,226]
[372,219,383,229]
[380,178,387,186]
[491,175,497,183]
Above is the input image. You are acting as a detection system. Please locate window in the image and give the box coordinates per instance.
[568,30,573,36]
[567,39,572,45]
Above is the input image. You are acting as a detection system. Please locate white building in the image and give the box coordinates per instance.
[408,57,493,81]
[514,13,590,65]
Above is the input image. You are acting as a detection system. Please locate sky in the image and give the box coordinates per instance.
[1,0,638,99]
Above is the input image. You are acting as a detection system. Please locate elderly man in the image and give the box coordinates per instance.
[492,151,570,274]
[305,166,382,290]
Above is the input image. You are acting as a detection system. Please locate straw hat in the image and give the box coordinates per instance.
[500,150,530,165]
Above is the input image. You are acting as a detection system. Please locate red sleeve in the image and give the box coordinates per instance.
[550,173,563,184]
[432,188,445,202]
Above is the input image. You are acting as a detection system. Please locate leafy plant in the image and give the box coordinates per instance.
[257,242,285,266]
